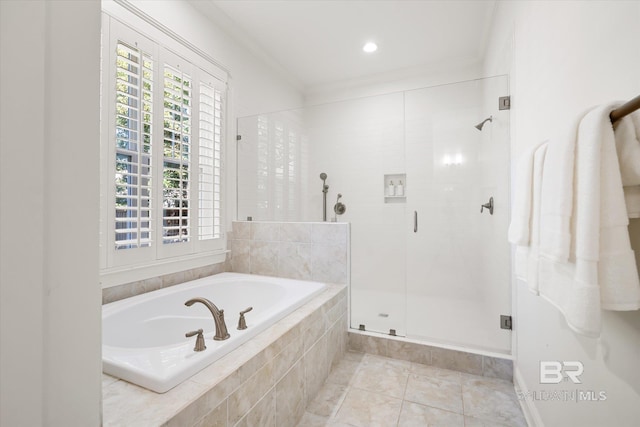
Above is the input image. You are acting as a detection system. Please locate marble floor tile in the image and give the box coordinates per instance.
[398,401,465,427]
[326,358,361,386]
[300,349,525,427]
[334,388,403,427]
[342,350,365,362]
[410,363,463,385]
[296,411,353,427]
[351,354,410,398]
[464,415,516,427]
[462,375,527,427]
[404,373,463,414]
[462,374,515,394]
[306,382,349,418]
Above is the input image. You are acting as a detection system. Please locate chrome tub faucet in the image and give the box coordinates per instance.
[185,297,230,341]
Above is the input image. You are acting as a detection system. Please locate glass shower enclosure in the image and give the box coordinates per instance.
[237,75,511,354]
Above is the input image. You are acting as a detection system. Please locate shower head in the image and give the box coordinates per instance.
[320,172,327,181]
[475,116,493,131]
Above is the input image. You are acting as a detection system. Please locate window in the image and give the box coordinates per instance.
[101,17,226,279]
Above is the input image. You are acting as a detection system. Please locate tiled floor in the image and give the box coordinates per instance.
[297,351,527,427]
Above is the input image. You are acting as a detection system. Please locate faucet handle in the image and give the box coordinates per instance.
[185,329,206,352]
[238,307,253,330]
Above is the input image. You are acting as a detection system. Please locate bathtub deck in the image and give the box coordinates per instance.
[102,282,347,427]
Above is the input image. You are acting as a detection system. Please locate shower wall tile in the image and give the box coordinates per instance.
[102,261,229,304]
[278,242,312,280]
[280,223,312,243]
[482,356,513,382]
[347,332,513,384]
[387,339,433,365]
[431,348,483,376]
[348,333,389,357]
[311,223,348,245]
[251,222,281,241]
[229,221,349,284]
[230,239,251,274]
[233,221,252,240]
[311,243,348,284]
[250,241,279,276]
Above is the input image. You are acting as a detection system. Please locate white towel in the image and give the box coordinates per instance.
[537,102,640,337]
[512,143,547,295]
[613,111,640,217]
[538,108,592,262]
[508,141,547,246]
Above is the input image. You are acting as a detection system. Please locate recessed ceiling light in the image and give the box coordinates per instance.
[362,42,378,53]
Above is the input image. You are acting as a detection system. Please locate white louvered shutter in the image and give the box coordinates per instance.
[114,41,153,250]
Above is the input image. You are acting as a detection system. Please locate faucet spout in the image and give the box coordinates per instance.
[185,297,230,341]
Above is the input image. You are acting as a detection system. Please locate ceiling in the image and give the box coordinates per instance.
[194,0,496,91]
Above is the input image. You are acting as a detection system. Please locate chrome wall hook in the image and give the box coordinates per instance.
[481,197,494,215]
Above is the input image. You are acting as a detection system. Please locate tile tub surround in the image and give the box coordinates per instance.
[229,221,349,284]
[298,352,526,427]
[348,332,514,382]
[102,261,230,304]
[102,283,348,427]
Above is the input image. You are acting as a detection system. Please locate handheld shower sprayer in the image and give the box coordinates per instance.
[320,173,329,221]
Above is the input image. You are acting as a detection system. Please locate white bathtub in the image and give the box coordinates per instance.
[102,272,326,393]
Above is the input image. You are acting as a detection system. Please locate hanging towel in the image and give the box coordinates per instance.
[508,141,547,246]
[538,108,592,262]
[537,102,640,337]
[613,111,640,217]
[510,142,547,295]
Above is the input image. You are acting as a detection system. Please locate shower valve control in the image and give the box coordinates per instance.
[481,197,494,215]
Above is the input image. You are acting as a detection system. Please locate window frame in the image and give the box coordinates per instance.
[100,13,227,288]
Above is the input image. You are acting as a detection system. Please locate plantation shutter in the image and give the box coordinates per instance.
[102,15,227,273]
[198,78,224,240]
[162,64,192,244]
[114,41,154,250]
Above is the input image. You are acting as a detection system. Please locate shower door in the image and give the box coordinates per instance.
[404,76,511,353]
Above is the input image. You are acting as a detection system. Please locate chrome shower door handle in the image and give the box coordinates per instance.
[414,211,418,233]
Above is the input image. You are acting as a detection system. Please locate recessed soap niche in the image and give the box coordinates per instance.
[384,173,406,203]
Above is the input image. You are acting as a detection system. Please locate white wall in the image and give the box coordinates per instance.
[484,2,640,426]
[0,1,102,426]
